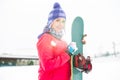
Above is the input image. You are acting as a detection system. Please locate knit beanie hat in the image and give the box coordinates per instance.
[47,2,66,28]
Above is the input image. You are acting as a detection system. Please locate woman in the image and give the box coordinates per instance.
[37,2,75,80]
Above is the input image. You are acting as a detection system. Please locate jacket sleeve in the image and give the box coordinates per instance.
[37,35,70,71]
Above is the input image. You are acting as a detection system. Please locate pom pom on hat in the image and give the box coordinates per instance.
[47,2,66,28]
[53,2,61,9]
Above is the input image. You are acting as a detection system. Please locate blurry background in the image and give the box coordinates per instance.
[0,0,120,80]
[0,0,120,57]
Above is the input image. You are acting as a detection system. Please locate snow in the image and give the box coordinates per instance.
[0,55,120,80]
[83,55,120,80]
[0,66,39,80]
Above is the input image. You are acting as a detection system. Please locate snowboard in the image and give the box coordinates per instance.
[71,16,84,80]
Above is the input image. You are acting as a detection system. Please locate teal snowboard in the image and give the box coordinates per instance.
[71,16,84,80]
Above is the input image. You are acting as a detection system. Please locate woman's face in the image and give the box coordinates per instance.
[51,18,66,32]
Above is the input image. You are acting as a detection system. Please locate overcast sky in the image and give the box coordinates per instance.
[0,0,120,56]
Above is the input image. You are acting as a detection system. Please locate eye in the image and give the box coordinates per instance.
[62,20,65,23]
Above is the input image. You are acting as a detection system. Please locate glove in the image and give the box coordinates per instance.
[67,42,78,55]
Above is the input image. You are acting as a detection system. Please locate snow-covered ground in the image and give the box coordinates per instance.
[0,55,120,80]
[0,65,39,80]
[83,55,120,80]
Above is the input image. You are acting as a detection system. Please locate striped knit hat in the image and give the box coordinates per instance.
[47,2,66,28]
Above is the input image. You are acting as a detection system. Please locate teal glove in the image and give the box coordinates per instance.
[67,42,78,55]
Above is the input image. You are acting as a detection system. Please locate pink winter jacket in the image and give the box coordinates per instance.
[37,33,71,80]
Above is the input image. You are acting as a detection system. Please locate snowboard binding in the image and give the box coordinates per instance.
[73,53,92,74]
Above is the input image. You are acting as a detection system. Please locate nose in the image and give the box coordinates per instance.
[59,21,65,28]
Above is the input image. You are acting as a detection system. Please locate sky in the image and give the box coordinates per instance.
[0,0,120,56]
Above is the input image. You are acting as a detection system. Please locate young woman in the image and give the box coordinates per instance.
[37,2,76,80]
